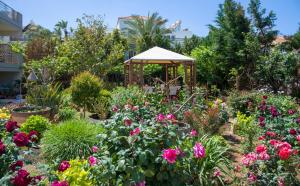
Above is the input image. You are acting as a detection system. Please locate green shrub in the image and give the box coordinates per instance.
[111,86,145,108]
[92,89,111,119]
[26,83,63,116]
[70,71,102,115]
[20,115,50,135]
[57,107,77,121]
[41,120,104,161]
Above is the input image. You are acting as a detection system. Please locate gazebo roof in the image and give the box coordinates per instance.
[125,46,195,64]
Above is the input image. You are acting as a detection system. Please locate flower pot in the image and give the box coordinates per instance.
[11,106,51,125]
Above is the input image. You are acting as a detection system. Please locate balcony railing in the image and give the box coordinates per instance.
[0,44,22,65]
[0,1,22,28]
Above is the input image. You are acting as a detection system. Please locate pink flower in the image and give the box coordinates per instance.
[296,118,300,124]
[277,177,285,186]
[277,142,292,150]
[242,152,257,167]
[213,168,221,177]
[130,127,141,136]
[258,135,265,140]
[162,149,177,164]
[10,160,24,171]
[289,128,297,135]
[166,114,176,121]
[247,172,257,183]
[193,142,205,159]
[51,180,69,186]
[288,109,295,115]
[296,135,300,144]
[256,144,267,154]
[112,105,119,112]
[134,181,146,186]
[124,118,132,126]
[58,161,70,172]
[13,132,29,147]
[88,156,97,166]
[11,169,32,186]
[269,139,279,146]
[156,114,165,122]
[258,151,270,160]
[132,106,139,111]
[175,147,185,157]
[269,106,279,117]
[190,129,197,137]
[0,140,5,155]
[92,146,98,153]
[266,131,276,138]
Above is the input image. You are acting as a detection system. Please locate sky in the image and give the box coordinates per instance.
[3,0,300,36]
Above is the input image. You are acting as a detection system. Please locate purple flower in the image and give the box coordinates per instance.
[193,142,205,159]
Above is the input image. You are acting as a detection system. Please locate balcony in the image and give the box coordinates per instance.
[0,1,22,33]
[0,44,22,72]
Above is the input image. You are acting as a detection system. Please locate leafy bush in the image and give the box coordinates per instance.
[92,89,111,119]
[111,86,145,108]
[41,120,104,161]
[57,107,77,121]
[20,115,50,136]
[90,102,231,185]
[26,83,63,116]
[70,71,102,115]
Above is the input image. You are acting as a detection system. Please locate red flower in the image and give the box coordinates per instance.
[51,180,69,186]
[10,160,24,171]
[258,135,266,140]
[256,144,267,154]
[11,169,32,186]
[247,172,257,183]
[296,135,300,144]
[266,131,276,138]
[58,161,70,172]
[130,127,140,136]
[269,139,279,146]
[263,95,268,99]
[0,140,5,155]
[13,132,29,147]
[166,113,176,121]
[258,151,270,160]
[28,130,39,142]
[269,106,279,117]
[123,118,132,126]
[288,109,295,115]
[242,152,257,167]
[162,149,177,164]
[190,129,197,137]
[112,105,119,112]
[6,120,19,132]
[278,147,292,160]
[289,128,297,135]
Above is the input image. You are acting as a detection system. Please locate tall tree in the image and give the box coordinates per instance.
[248,0,278,52]
[125,12,169,52]
[55,20,69,40]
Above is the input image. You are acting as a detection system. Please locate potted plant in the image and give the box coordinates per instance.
[11,105,51,125]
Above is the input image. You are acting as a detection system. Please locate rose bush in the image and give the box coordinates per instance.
[241,96,300,185]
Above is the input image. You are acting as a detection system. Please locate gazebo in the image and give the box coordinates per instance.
[124,46,196,93]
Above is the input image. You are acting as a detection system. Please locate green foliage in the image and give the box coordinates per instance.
[111,86,145,108]
[57,107,77,121]
[26,83,63,115]
[235,111,259,152]
[92,89,112,119]
[70,71,102,112]
[20,115,50,135]
[41,120,104,161]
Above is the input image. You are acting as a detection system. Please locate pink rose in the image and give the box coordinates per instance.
[10,160,24,171]
[278,147,292,160]
[112,105,119,112]
[92,146,99,153]
[247,172,257,183]
[58,161,70,172]
[193,142,205,159]
[213,168,221,177]
[0,140,5,155]
[258,151,270,160]
[255,144,267,154]
[296,135,300,144]
[88,156,97,166]
[166,114,176,121]
[242,152,257,167]
[190,129,197,137]
[124,118,132,126]
[11,169,32,186]
[156,114,165,122]
[130,127,140,136]
[162,149,177,164]
[51,180,69,186]
[134,180,146,186]
[13,132,29,147]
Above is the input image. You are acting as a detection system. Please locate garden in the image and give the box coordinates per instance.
[1,0,300,185]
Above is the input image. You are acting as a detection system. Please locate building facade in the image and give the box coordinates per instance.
[0,0,23,95]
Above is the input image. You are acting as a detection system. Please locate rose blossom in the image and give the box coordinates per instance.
[58,161,70,172]
[297,118,300,124]
[247,172,257,183]
[134,181,146,186]
[156,114,165,122]
[258,135,265,140]
[193,142,205,159]
[278,147,292,160]
[51,180,69,186]
[123,118,132,126]
[269,139,279,146]
[112,105,119,112]
[0,140,5,155]
[28,130,39,142]
[6,120,18,132]
[242,152,257,167]
[130,127,140,136]
[297,135,300,144]
[162,149,177,164]
[11,169,32,186]
[288,109,295,115]
[13,132,29,147]
[258,151,270,160]
[266,131,276,138]
[269,106,279,117]
[89,156,97,166]
[277,177,285,186]
[289,128,297,135]
[263,95,268,99]
[92,146,99,152]
[166,114,176,121]
[10,160,24,171]
[190,129,197,137]
[256,144,267,154]
[213,168,221,177]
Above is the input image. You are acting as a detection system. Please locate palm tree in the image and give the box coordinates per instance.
[55,20,68,40]
[125,12,168,52]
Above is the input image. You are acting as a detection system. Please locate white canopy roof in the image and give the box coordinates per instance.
[125,46,195,64]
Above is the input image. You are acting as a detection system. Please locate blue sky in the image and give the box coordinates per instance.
[3,0,300,36]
